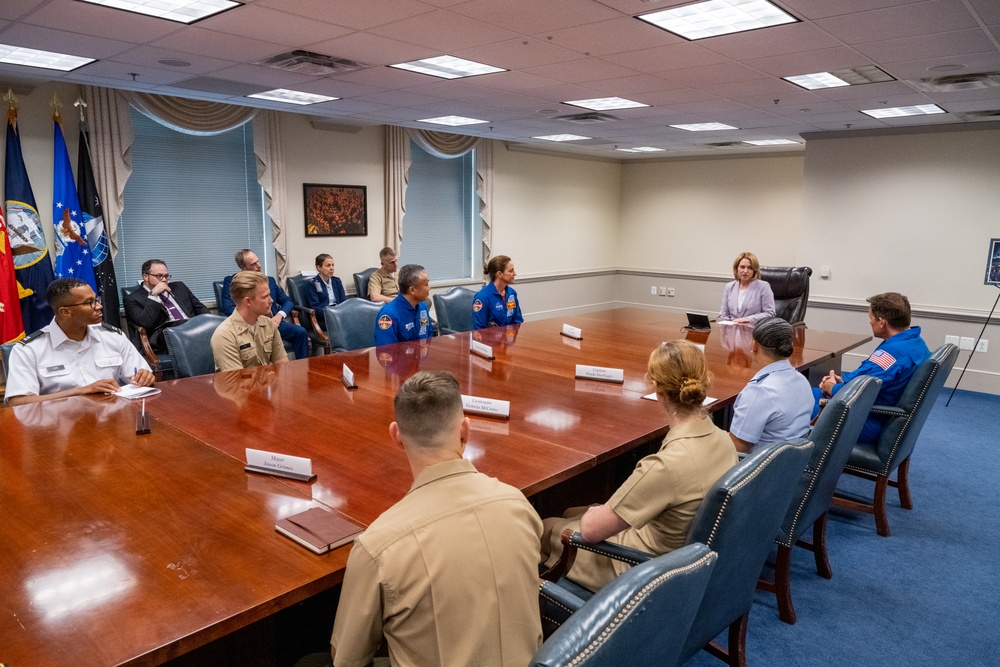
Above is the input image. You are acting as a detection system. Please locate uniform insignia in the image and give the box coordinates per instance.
[378,314,393,330]
[472,299,483,312]
[100,322,124,335]
[869,350,896,370]
[17,330,45,345]
[506,297,516,309]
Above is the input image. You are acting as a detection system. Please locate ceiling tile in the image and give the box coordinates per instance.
[540,17,680,56]
[108,45,238,75]
[201,5,354,47]
[256,0,434,31]
[585,73,682,95]
[462,70,558,91]
[814,0,979,44]
[307,31,437,65]
[402,79,493,100]
[368,9,519,51]
[663,62,770,87]
[968,0,1000,24]
[743,47,875,78]
[854,29,996,64]
[700,22,842,61]
[451,0,621,35]
[209,63,317,88]
[0,0,47,22]
[149,27,286,62]
[602,42,730,74]
[22,0,181,43]
[703,77,797,99]
[523,57,640,83]
[0,22,135,58]
[780,0,931,21]
[454,37,581,70]
[72,59,193,85]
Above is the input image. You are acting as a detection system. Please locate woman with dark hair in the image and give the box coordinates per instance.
[729,317,813,453]
[472,255,524,329]
[719,251,775,324]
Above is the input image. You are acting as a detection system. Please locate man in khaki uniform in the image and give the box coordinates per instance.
[210,271,288,372]
[331,371,543,667]
[367,246,399,303]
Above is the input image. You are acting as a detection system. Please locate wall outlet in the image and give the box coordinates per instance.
[650,285,657,295]
[945,335,960,347]
[658,286,667,296]
[667,287,676,297]
[975,339,989,353]
[960,337,975,351]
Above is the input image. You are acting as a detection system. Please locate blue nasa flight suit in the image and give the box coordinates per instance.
[814,326,930,443]
[472,282,524,330]
[374,295,433,345]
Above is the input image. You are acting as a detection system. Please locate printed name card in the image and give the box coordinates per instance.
[575,364,624,384]
[341,364,357,389]
[469,339,495,360]
[561,323,583,340]
[462,394,511,419]
[245,448,317,482]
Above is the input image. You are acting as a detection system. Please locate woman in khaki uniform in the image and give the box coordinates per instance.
[542,340,738,591]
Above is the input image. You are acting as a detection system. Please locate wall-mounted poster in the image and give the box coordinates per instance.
[304,184,367,237]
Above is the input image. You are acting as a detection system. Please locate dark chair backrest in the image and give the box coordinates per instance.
[120,283,146,351]
[760,266,812,325]
[531,543,717,667]
[212,280,225,308]
[1,341,15,378]
[778,375,881,546]
[874,343,959,470]
[285,275,311,308]
[323,299,381,352]
[680,438,814,662]
[163,314,227,378]
[432,286,476,334]
[353,267,377,300]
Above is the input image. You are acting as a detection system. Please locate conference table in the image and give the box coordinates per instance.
[0,307,869,666]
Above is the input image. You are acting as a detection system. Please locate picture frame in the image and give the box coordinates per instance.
[986,238,1000,286]
[304,183,368,237]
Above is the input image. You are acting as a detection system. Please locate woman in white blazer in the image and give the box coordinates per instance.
[719,251,776,324]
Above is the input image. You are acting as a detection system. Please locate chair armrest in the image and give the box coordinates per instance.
[292,305,329,344]
[539,580,586,615]
[540,529,653,582]
[289,309,301,327]
[135,326,161,370]
[869,405,907,417]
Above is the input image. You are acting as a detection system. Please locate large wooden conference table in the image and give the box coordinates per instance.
[0,308,869,666]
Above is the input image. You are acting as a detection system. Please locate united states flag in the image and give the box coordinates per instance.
[869,350,896,370]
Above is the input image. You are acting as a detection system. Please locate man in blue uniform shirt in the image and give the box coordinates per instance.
[815,292,930,443]
[374,264,433,345]
[218,249,309,360]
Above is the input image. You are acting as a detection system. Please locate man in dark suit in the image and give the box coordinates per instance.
[218,249,310,360]
[123,259,209,354]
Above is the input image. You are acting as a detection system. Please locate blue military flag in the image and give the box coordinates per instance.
[5,107,54,334]
[52,113,97,291]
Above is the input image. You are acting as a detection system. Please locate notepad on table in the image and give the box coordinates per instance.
[275,507,364,555]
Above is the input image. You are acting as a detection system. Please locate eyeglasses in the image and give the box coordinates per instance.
[145,273,171,280]
[64,297,102,309]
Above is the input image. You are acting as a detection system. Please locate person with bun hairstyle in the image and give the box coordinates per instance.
[472,255,523,329]
[541,340,738,591]
[719,251,775,324]
[729,317,813,453]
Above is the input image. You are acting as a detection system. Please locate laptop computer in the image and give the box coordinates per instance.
[685,312,712,331]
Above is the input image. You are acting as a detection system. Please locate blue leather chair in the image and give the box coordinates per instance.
[120,284,175,378]
[834,343,959,536]
[532,543,717,667]
[432,286,476,334]
[353,267,377,300]
[212,280,225,310]
[758,375,881,624]
[1,340,15,378]
[323,299,381,352]
[285,275,330,354]
[163,314,227,378]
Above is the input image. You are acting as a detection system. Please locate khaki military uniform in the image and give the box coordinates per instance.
[367,267,398,301]
[210,310,287,372]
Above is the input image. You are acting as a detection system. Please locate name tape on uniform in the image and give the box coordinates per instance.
[461,394,510,419]
[575,364,624,384]
[469,339,495,360]
[561,323,583,340]
[245,448,316,482]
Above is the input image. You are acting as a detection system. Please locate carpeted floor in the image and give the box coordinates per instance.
[685,389,1000,667]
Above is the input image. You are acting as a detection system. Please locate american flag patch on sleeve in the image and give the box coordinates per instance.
[869,350,896,370]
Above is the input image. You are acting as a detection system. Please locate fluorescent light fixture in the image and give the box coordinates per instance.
[390,55,505,80]
[0,44,94,71]
[785,65,895,90]
[743,139,800,146]
[564,97,649,111]
[861,104,945,119]
[638,0,797,41]
[784,72,850,90]
[670,122,738,131]
[417,115,489,127]
[533,134,592,142]
[79,0,240,24]
[247,89,338,105]
[616,146,666,153]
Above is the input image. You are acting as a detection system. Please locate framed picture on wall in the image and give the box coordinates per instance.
[986,238,1000,286]
[304,184,368,237]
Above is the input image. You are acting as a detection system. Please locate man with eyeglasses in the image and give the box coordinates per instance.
[4,278,154,406]
[123,259,209,354]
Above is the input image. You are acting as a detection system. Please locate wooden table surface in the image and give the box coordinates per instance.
[0,307,869,666]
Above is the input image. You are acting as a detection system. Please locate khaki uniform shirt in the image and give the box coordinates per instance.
[368,267,398,301]
[210,310,287,372]
[331,458,543,667]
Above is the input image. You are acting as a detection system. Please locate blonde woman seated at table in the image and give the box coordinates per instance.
[729,317,813,454]
[720,251,775,324]
[540,340,738,591]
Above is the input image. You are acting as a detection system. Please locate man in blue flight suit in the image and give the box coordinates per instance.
[218,249,310,360]
[815,292,930,443]
[374,263,433,346]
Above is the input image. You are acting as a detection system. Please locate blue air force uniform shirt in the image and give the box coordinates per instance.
[472,282,524,330]
[374,295,433,345]
[730,359,813,450]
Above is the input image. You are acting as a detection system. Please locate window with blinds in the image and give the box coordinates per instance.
[400,141,478,281]
[113,109,267,304]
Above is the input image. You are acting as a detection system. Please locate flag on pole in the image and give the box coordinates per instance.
[52,110,98,292]
[5,105,54,334]
[0,207,26,344]
[78,121,120,325]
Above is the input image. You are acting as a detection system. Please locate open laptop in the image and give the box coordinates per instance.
[685,312,712,331]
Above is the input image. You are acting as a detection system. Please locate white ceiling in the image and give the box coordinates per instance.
[1,0,998,158]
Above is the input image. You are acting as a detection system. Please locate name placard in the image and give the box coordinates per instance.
[246,448,317,482]
[470,339,495,360]
[561,323,583,340]
[341,364,357,389]
[462,394,510,419]
[575,364,624,384]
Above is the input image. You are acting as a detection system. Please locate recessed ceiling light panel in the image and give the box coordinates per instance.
[564,97,649,111]
[638,0,797,41]
[533,134,591,142]
[0,44,94,71]
[784,66,895,90]
[861,104,945,119]
[670,122,738,131]
[390,55,505,80]
[616,146,666,153]
[743,139,800,146]
[79,0,240,24]
[247,89,337,105]
[783,72,850,90]
[418,115,489,127]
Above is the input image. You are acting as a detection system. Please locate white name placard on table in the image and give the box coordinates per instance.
[575,364,624,384]
[341,364,357,389]
[245,448,317,482]
[561,323,583,340]
[469,339,495,360]
[462,394,511,419]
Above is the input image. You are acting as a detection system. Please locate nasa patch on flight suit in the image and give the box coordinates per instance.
[472,299,483,312]
[378,314,393,330]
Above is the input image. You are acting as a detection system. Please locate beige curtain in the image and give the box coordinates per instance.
[475,139,494,272]
[124,91,259,136]
[253,111,288,281]
[407,128,479,159]
[83,85,133,259]
[385,125,411,254]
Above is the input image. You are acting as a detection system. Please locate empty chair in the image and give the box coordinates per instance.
[834,343,959,536]
[433,286,476,334]
[353,267,377,300]
[759,266,812,325]
[323,299,381,352]
[120,284,173,377]
[532,543,717,667]
[285,275,330,354]
[758,375,882,624]
[163,314,227,378]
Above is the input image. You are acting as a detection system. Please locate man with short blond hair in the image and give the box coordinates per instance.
[211,270,288,372]
[368,246,399,303]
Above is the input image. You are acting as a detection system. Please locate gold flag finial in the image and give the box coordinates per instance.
[4,88,17,107]
[51,93,63,122]
[74,96,88,123]
[5,88,17,127]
